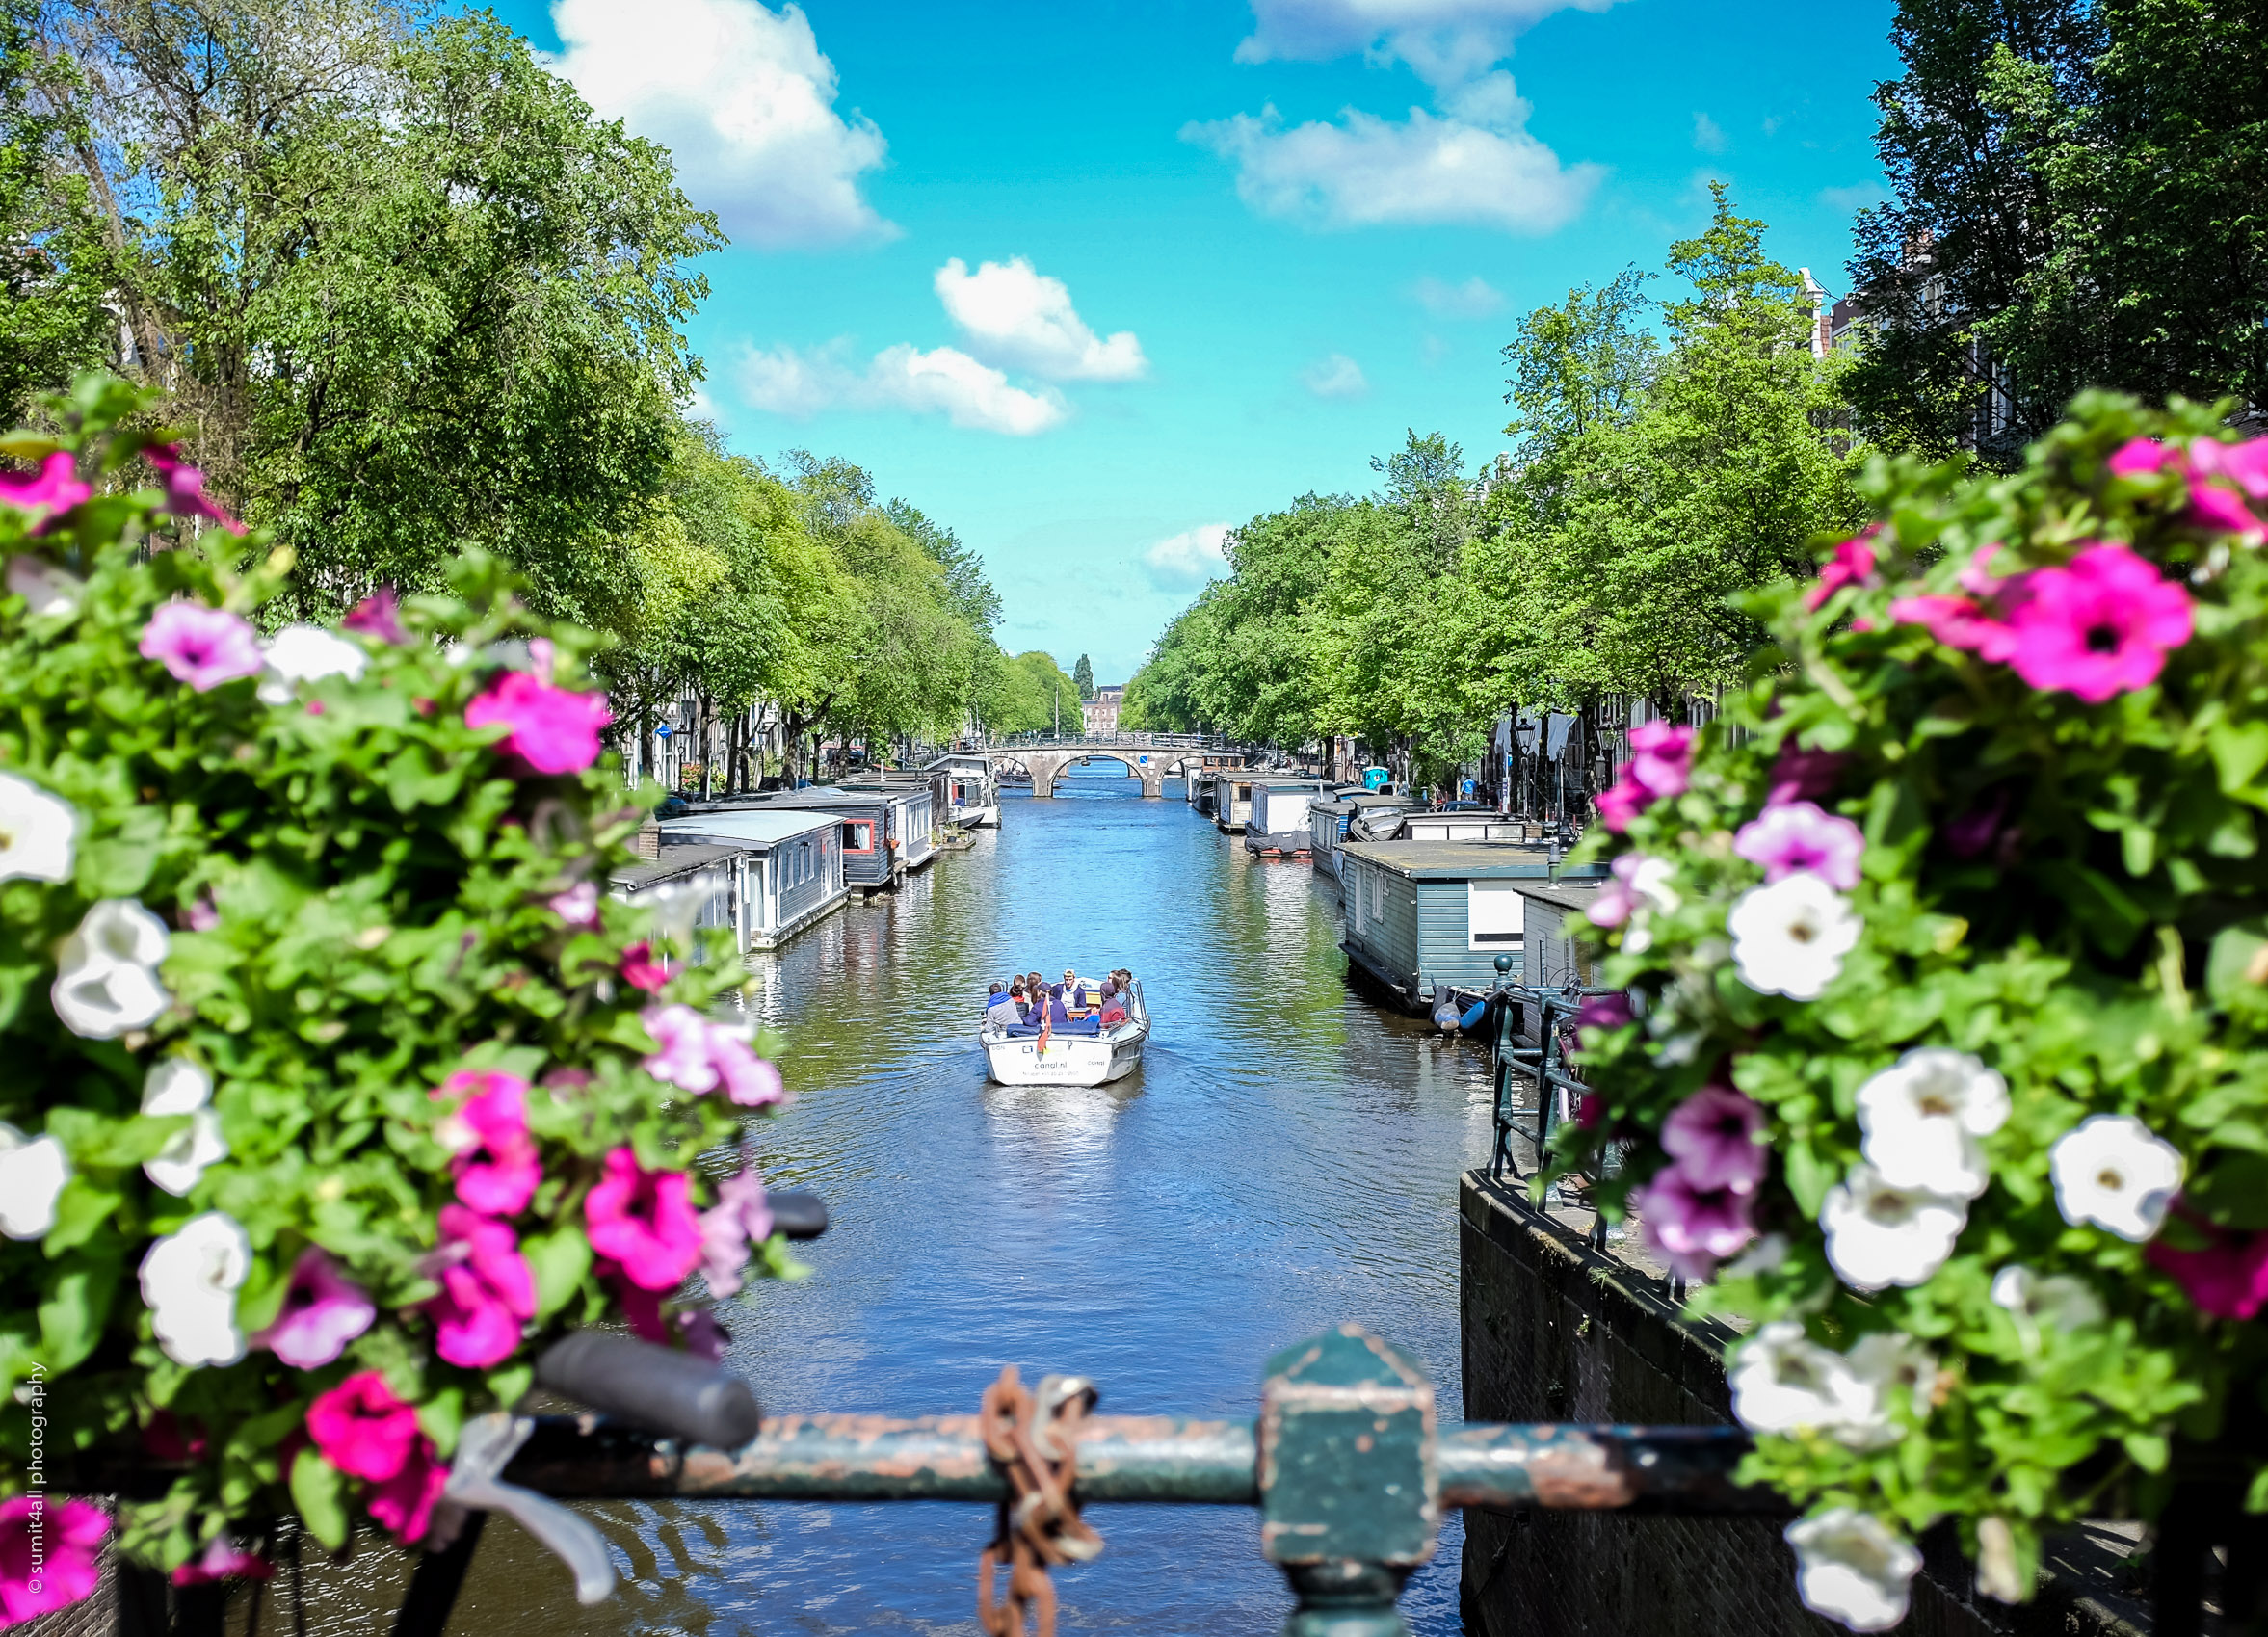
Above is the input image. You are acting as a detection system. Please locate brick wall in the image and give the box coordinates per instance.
[1458,1170,2154,1637]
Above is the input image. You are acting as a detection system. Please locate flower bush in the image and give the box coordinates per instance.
[0,378,791,1617]
[1562,393,2268,1629]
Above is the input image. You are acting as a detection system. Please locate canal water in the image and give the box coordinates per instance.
[308,763,1500,1636]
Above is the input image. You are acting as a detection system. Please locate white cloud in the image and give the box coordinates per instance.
[1144,524,1233,590]
[736,341,1068,435]
[1820,181,1889,213]
[1302,354,1369,398]
[1234,0,1620,87]
[1692,112,1728,154]
[1412,274,1504,318]
[933,257,1147,382]
[547,0,891,250]
[1187,98,1597,234]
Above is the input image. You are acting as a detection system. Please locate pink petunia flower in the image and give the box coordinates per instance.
[1573,992,1633,1035]
[0,451,91,526]
[698,1161,776,1301]
[2148,1222,2268,1320]
[1890,593,2020,663]
[139,602,265,691]
[1804,530,1879,610]
[1588,853,1659,930]
[712,1031,786,1109]
[171,1537,275,1585]
[1733,800,1865,890]
[424,1204,537,1368]
[251,1249,376,1369]
[142,444,245,534]
[1765,746,1848,807]
[2193,436,2268,500]
[1633,1167,1757,1281]
[2183,479,2260,536]
[368,1439,447,1545]
[603,1262,670,1343]
[342,585,409,645]
[2106,437,2179,478]
[586,1148,704,1292]
[642,1004,721,1094]
[549,881,600,928]
[1660,1085,1769,1195]
[620,941,669,991]
[305,1371,421,1483]
[432,1070,541,1216]
[0,1496,108,1624]
[464,671,613,776]
[2004,543,2192,702]
[1626,720,1694,800]
[1595,779,1645,832]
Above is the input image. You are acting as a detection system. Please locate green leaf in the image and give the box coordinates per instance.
[44,1179,123,1255]
[290,1449,348,1552]
[524,1225,592,1319]
[417,1388,464,1459]
[38,1255,119,1371]
[2207,919,2268,1017]
[74,805,168,898]
[2209,720,2268,801]
[486,1362,533,1408]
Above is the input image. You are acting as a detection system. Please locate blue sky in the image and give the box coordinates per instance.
[488,0,1902,683]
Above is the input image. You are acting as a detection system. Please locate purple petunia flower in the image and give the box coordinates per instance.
[251,1248,376,1369]
[139,602,264,692]
[1661,1084,1769,1195]
[1733,800,1866,890]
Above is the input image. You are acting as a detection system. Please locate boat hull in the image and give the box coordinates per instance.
[982,1021,1147,1086]
[952,803,1001,829]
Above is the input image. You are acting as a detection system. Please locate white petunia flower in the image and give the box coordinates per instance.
[258,623,368,705]
[0,1123,70,1239]
[1785,1509,1922,1633]
[0,772,77,885]
[140,1211,250,1367]
[141,1060,227,1197]
[1820,1163,1967,1291]
[1622,856,1683,955]
[1727,870,1861,1000]
[50,898,171,1038]
[1991,1264,2105,1332]
[1839,1333,1940,1447]
[2049,1114,2183,1242]
[1856,1048,2010,1199]
[1729,1320,1871,1435]
[6,555,84,618]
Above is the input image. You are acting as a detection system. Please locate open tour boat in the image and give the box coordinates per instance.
[981,982,1149,1086]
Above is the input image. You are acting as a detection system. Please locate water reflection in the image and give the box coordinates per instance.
[287,761,1497,1636]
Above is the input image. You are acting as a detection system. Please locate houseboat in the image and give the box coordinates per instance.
[927,752,1001,829]
[1337,840,1609,1013]
[981,983,1149,1086]
[839,774,939,873]
[641,810,849,952]
[1391,811,1532,843]
[1213,775,1256,834]
[1245,779,1334,858]
[1308,792,1418,882]
[1510,880,1610,990]
[719,789,905,893]
[1190,770,1219,818]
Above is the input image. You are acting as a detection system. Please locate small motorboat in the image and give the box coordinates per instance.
[982,982,1149,1086]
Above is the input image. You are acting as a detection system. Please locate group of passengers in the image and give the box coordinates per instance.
[984,967,1136,1036]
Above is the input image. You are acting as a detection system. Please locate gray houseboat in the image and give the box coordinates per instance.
[927,752,1001,828]
[838,774,938,872]
[1213,774,1256,834]
[1337,840,1609,1012]
[640,810,849,952]
[714,789,904,892]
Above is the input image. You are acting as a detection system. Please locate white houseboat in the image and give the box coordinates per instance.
[1308,793,1418,882]
[928,752,1002,829]
[644,809,849,951]
[1245,779,1333,858]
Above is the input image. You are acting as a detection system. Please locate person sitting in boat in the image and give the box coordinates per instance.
[1060,968,1087,1011]
[1050,983,1102,1036]
[985,982,1021,1031]
[1095,982,1129,1029]
[1024,972,1046,1017]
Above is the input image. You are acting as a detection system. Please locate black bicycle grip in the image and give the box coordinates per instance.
[769,1188,829,1239]
[534,1333,762,1447]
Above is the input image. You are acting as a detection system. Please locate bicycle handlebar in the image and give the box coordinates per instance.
[534,1333,763,1447]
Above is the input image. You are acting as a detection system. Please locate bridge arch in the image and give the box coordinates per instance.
[967,736,1250,799]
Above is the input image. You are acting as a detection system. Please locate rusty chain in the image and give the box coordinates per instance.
[976,1365,1103,1637]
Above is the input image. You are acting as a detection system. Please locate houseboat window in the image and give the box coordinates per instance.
[1468,880,1525,949]
[1348,866,1366,932]
[1236,784,1252,802]
[797,840,811,884]
[1369,869,1383,921]
[842,821,875,854]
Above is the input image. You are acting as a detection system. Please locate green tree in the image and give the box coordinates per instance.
[1071,652,1094,700]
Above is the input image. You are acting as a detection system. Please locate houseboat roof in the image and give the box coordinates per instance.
[1314,792,1416,816]
[611,843,746,891]
[1336,841,1613,882]
[659,809,843,848]
[717,788,890,813]
[1506,879,1611,916]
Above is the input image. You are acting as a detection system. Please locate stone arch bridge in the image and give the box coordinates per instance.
[973,734,1253,799]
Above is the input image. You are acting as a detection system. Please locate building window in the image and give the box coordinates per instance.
[842,821,874,854]
[1348,865,1366,933]
[1468,880,1525,950]
[1369,869,1383,922]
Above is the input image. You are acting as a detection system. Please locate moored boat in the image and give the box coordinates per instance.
[981,983,1150,1085]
